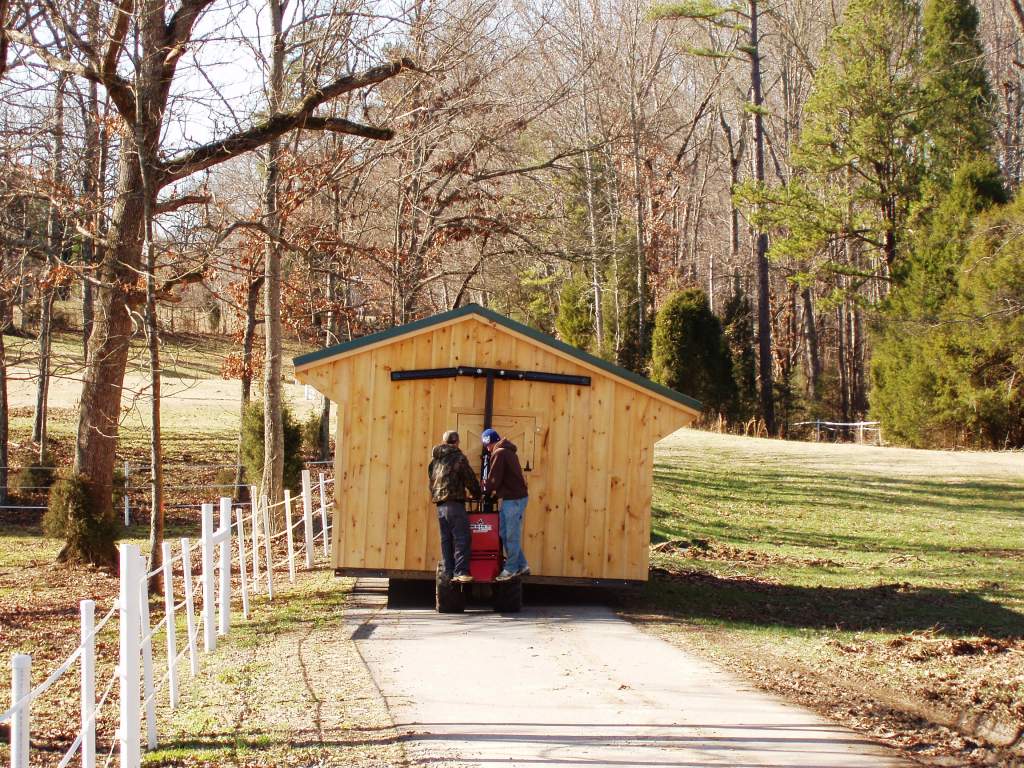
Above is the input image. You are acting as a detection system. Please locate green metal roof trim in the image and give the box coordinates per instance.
[293,303,703,412]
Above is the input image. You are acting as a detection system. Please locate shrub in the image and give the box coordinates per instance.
[302,411,324,456]
[651,288,737,419]
[44,473,120,568]
[10,448,58,496]
[240,400,303,492]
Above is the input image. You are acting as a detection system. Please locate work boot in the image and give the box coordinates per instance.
[495,570,514,582]
[453,573,474,584]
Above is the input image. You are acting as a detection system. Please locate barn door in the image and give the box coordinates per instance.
[456,413,539,476]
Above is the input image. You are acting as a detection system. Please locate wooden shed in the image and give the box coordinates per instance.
[293,304,701,584]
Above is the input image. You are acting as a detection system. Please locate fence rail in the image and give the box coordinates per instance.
[1,469,334,768]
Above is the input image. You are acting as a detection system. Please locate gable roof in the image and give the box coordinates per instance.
[293,303,702,413]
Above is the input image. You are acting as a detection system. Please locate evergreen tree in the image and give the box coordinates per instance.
[870,158,1006,446]
[602,245,649,374]
[651,288,737,417]
[921,0,993,184]
[746,0,924,283]
[945,197,1024,447]
[555,271,594,349]
[720,276,758,421]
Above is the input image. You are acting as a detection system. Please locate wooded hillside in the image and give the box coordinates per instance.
[2,0,1022,537]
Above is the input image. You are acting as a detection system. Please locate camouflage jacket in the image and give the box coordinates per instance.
[427,444,481,504]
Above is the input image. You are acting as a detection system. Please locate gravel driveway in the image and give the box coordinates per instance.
[350,579,911,768]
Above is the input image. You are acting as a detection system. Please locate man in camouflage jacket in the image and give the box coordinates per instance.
[428,430,481,583]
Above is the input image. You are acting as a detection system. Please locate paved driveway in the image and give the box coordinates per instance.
[350,580,911,768]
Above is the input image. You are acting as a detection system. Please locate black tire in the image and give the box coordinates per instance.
[435,562,465,613]
[492,576,523,613]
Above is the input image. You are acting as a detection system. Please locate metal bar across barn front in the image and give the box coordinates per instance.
[389,366,591,386]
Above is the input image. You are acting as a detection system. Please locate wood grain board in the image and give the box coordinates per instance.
[297,314,696,581]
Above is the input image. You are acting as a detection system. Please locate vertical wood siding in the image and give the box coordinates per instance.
[303,316,694,581]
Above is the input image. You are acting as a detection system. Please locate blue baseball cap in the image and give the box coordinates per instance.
[481,428,500,445]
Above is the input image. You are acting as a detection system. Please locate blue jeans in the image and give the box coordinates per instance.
[499,497,528,573]
[437,501,470,576]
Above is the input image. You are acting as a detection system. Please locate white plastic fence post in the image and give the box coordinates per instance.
[160,542,178,710]
[118,543,141,768]
[235,509,250,619]
[200,504,216,653]
[261,495,274,600]
[136,553,156,752]
[301,470,314,569]
[80,599,97,768]
[123,462,130,526]
[179,538,198,677]
[284,490,295,583]
[249,486,260,588]
[318,473,329,557]
[218,497,231,636]
[10,653,30,768]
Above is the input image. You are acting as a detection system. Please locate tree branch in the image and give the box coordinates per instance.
[154,194,210,215]
[301,116,393,140]
[7,29,136,121]
[101,0,133,84]
[158,58,417,185]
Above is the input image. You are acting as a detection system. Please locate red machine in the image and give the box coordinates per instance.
[467,507,501,583]
[435,499,522,613]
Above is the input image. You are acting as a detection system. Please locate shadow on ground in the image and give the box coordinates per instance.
[632,567,1024,639]
[382,578,616,611]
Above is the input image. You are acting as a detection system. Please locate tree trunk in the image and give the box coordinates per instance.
[233,275,261,502]
[35,75,65,458]
[261,0,287,506]
[748,0,775,435]
[800,286,821,403]
[628,86,648,363]
[0,288,8,508]
[142,162,164,591]
[72,149,144,567]
[319,269,337,461]
[837,302,850,423]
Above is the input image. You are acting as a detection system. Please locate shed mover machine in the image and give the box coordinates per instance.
[293,304,701,612]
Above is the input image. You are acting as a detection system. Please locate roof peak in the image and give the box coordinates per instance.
[293,303,702,413]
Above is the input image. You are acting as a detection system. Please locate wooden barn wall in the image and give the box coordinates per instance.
[304,317,691,581]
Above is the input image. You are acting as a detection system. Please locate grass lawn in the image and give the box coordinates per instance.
[0,326,341,767]
[625,428,1024,764]
[143,574,404,768]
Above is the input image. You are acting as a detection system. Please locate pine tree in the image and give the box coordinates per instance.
[870,158,1006,446]
[920,0,994,185]
[555,271,594,349]
[720,276,758,421]
[785,0,924,277]
[652,288,737,418]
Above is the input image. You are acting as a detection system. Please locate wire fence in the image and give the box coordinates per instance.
[791,420,883,445]
[0,469,334,768]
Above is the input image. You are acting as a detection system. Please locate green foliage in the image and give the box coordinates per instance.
[942,194,1024,447]
[493,265,559,334]
[920,0,993,183]
[871,158,1013,447]
[601,247,649,374]
[720,278,758,421]
[555,271,593,349]
[240,400,304,493]
[649,1,747,30]
[11,447,57,496]
[44,474,120,567]
[652,288,737,417]
[783,0,923,272]
[301,411,324,456]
